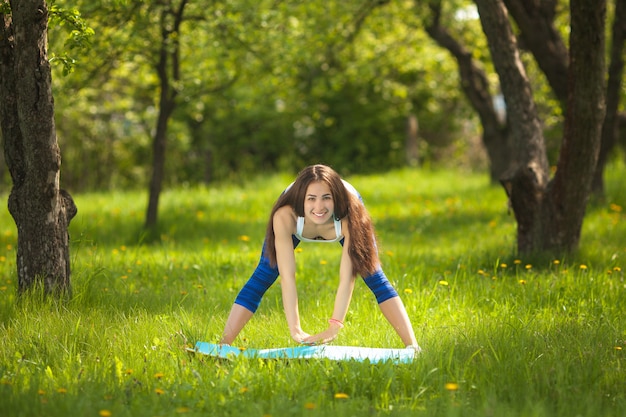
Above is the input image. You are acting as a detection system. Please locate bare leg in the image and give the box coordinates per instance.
[378,297,420,349]
[220,304,254,345]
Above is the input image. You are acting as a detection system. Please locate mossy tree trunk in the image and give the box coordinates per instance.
[0,0,77,295]
[475,0,606,255]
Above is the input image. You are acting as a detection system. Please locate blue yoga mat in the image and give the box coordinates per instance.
[189,342,416,364]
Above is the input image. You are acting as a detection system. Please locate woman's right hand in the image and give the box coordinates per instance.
[291,328,312,344]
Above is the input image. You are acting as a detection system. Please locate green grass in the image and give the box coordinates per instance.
[1,165,625,417]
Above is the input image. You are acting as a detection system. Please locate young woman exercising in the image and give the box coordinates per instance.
[220,164,420,350]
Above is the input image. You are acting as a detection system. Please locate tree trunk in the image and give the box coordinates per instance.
[145,95,174,228]
[504,0,621,200]
[475,0,550,254]
[0,0,77,295]
[547,0,606,250]
[477,0,606,255]
[144,1,187,228]
[405,114,419,167]
[502,0,569,107]
[591,0,626,197]
[424,1,512,183]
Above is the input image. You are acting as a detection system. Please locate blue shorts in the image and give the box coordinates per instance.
[233,236,398,313]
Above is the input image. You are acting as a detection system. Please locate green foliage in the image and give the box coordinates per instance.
[2,0,618,194]
[1,164,625,416]
[48,4,94,75]
[0,2,10,15]
[36,0,482,190]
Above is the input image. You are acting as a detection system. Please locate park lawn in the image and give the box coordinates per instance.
[0,165,625,417]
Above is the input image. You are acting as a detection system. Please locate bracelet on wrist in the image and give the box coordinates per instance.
[328,318,344,328]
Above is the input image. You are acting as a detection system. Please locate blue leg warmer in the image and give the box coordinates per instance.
[233,237,300,312]
[363,269,398,304]
[233,257,279,313]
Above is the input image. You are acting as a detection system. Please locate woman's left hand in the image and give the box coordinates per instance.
[300,324,341,345]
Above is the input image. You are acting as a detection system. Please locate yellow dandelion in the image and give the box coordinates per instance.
[6,244,12,251]
[444,382,459,391]
[525,264,532,270]
[500,263,507,268]
[0,286,7,291]
[99,410,112,417]
[404,288,413,294]
[304,402,316,409]
[514,259,522,265]
[439,280,449,286]
[615,346,623,351]
[553,260,560,265]
[614,267,622,272]
[112,249,119,255]
[609,203,622,212]
[518,279,527,285]
[196,211,205,219]
[121,275,128,280]
[120,245,127,251]
[385,250,394,257]
[154,372,164,379]
[57,388,68,394]
[478,269,485,275]
[334,393,349,399]
[0,256,5,262]
[176,407,191,414]
[125,369,133,375]
[238,235,250,242]
[38,389,46,395]
[239,387,249,393]
[579,264,588,270]
[320,260,327,265]
[136,260,142,265]
[155,388,165,395]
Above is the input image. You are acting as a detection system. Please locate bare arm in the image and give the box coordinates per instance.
[273,206,310,343]
[303,219,355,344]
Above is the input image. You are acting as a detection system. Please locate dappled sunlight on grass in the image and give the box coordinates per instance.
[1,165,626,416]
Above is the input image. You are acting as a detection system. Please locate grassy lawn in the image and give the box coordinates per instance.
[1,165,625,416]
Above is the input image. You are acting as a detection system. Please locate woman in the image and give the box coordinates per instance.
[220,164,420,350]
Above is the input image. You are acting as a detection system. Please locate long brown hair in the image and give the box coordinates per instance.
[265,164,380,277]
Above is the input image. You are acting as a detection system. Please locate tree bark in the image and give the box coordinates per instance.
[503,0,621,199]
[424,0,512,183]
[475,0,550,254]
[405,114,419,167]
[0,0,77,295]
[591,0,626,197]
[145,0,187,228]
[476,0,606,255]
[502,0,569,107]
[547,0,606,251]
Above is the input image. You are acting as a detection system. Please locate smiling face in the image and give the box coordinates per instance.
[303,181,334,225]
